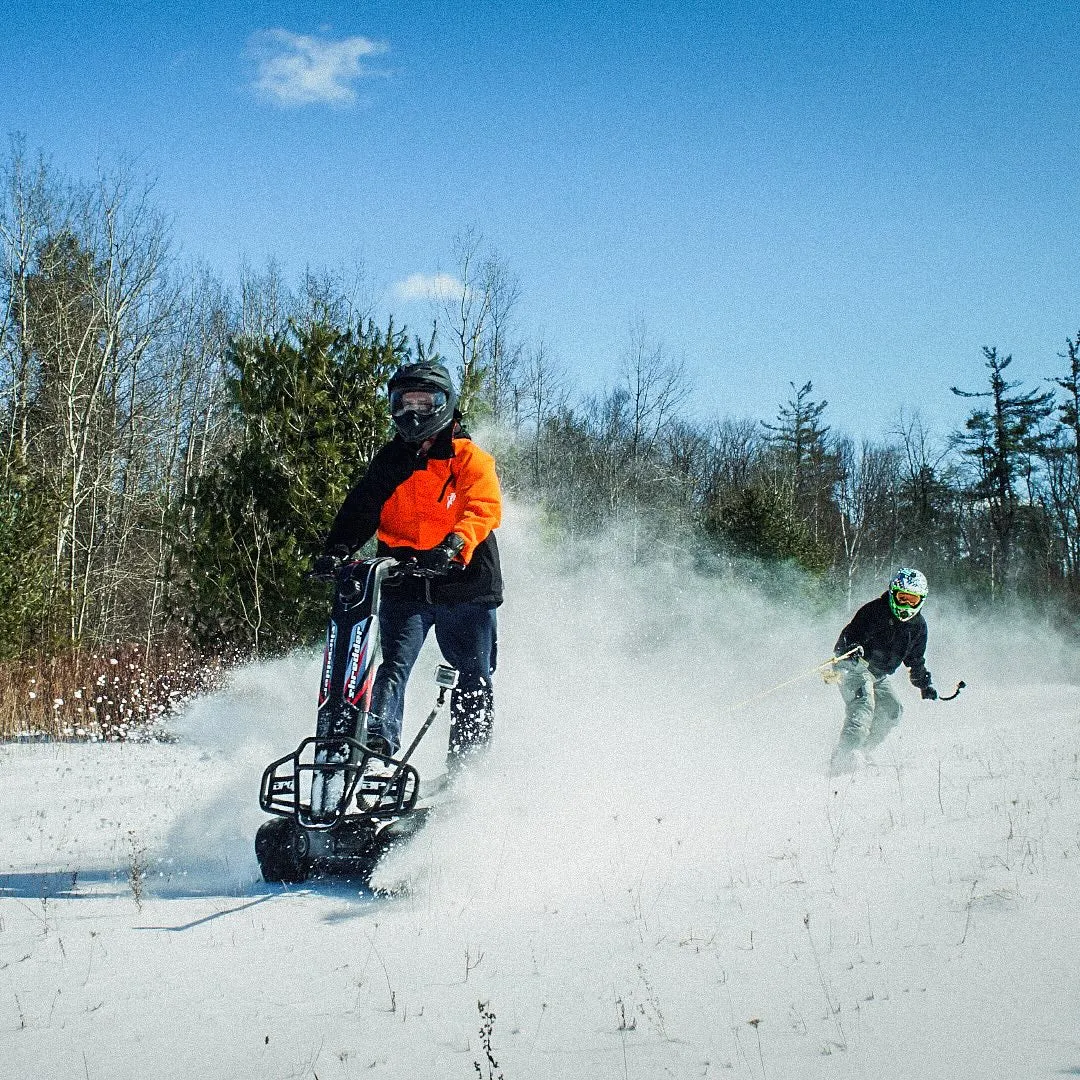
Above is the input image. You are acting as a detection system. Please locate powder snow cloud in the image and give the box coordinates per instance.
[250,29,389,107]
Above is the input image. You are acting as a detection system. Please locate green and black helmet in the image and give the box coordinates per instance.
[888,567,928,621]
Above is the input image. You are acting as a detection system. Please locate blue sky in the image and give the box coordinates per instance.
[3,0,1079,438]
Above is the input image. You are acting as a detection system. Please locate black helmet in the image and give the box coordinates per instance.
[387,362,458,443]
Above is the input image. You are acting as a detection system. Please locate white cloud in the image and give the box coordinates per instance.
[393,272,465,302]
[250,29,389,107]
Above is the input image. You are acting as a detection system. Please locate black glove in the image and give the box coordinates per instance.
[312,545,350,578]
[412,533,465,577]
[920,685,938,700]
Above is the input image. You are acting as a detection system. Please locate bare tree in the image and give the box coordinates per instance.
[892,410,955,556]
[138,270,233,646]
[438,227,492,416]
[299,262,372,330]
[434,229,522,422]
[239,258,291,340]
[1,150,186,646]
[514,338,568,483]
[619,319,689,472]
[64,168,175,641]
[480,251,522,423]
[703,416,762,497]
[570,322,691,559]
[834,437,902,608]
[0,137,61,480]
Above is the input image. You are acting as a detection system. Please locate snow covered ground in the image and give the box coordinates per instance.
[3,510,1080,1079]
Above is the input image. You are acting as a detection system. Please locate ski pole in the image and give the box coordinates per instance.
[938,680,966,701]
[370,666,458,802]
[726,646,863,712]
[824,645,863,668]
[369,702,442,804]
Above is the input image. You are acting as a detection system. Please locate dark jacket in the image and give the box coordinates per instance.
[835,593,931,688]
[323,421,503,607]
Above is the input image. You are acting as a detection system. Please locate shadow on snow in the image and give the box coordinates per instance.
[0,866,384,908]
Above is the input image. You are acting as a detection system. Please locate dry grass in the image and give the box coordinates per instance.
[0,640,230,742]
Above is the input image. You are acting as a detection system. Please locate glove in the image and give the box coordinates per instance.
[921,685,938,700]
[412,533,465,576]
[833,645,864,672]
[312,545,349,577]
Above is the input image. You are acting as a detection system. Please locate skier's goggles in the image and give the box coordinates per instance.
[390,389,447,416]
[893,590,924,608]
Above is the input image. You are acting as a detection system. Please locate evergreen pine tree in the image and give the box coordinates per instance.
[951,346,1055,594]
[181,318,410,655]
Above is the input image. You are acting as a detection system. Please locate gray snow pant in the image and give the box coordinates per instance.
[836,662,903,753]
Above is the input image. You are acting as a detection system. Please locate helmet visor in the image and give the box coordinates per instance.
[390,388,447,417]
[893,590,924,609]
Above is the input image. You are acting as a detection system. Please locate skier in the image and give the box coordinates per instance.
[317,361,503,774]
[827,567,937,775]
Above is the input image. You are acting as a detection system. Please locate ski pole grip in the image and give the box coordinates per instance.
[830,645,863,664]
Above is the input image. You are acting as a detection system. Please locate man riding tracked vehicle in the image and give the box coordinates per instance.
[316,361,503,777]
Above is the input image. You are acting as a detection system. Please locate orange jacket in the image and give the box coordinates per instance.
[324,424,504,606]
[376,437,501,565]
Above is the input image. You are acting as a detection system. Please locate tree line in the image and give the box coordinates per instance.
[3,139,1079,674]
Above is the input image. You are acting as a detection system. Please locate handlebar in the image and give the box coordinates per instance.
[389,559,455,581]
[307,555,457,585]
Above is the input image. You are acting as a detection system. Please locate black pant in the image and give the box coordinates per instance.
[367,596,497,758]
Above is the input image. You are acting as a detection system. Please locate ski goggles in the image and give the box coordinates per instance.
[892,589,924,608]
[390,388,447,416]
